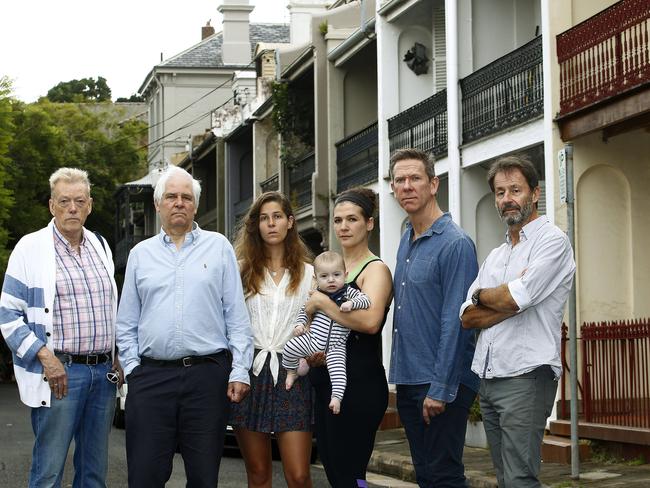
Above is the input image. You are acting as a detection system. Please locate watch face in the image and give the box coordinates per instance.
[472,289,480,306]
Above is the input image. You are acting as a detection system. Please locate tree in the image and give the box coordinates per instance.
[116,94,145,103]
[46,76,112,103]
[0,77,15,273]
[4,99,147,263]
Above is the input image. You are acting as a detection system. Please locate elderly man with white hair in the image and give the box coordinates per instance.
[116,166,253,488]
[1,167,120,488]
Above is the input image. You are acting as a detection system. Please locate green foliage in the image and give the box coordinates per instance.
[0,77,16,272]
[270,81,314,166]
[116,94,145,103]
[3,99,147,271]
[46,76,112,103]
[319,21,328,36]
[468,397,482,423]
[589,440,647,466]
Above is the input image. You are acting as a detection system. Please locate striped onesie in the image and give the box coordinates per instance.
[282,285,370,401]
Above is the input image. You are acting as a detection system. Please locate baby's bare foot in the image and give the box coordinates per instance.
[285,370,298,390]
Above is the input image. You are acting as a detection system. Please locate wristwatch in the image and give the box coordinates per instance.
[471,288,482,307]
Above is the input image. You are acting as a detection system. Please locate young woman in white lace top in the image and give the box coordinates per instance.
[231,191,314,488]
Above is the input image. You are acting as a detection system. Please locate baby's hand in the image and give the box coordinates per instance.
[294,324,307,336]
[339,301,353,312]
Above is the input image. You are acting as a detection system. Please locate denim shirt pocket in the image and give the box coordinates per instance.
[408,257,433,284]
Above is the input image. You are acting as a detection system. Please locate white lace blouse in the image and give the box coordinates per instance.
[247,262,313,385]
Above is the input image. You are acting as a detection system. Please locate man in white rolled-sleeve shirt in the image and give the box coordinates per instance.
[460,154,575,488]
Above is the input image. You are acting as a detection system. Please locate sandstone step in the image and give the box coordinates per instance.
[541,434,591,464]
[379,406,402,430]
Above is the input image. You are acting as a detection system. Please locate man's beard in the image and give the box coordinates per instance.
[498,196,535,226]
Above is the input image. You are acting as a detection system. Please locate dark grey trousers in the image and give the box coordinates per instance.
[479,365,557,488]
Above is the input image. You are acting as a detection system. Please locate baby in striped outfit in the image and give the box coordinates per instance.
[283,251,370,414]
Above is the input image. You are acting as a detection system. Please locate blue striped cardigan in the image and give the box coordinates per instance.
[0,220,117,407]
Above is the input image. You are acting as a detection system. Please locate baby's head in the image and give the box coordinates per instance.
[313,251,346,293]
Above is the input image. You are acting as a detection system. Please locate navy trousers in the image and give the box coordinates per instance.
[397,383,476,488]
[125,355,231,488]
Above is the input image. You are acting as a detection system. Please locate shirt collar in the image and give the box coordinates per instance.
[406,212,452,240]
[159,221,201,245]
[52,220,86,251]
[505,214,548,245]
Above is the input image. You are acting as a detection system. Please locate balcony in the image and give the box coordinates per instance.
[230,197,253,240]
[260,173,279,193]
[460,36,543,144]
[336,121,378,192]
[556,0,650,117]
[287,151,315,211]
[388,90,447,158]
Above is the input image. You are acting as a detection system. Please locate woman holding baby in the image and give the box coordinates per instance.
[307,187,393,487]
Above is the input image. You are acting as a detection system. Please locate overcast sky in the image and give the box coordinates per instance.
[1,0,290,102]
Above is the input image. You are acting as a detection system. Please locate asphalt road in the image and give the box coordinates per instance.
[0,383,332,487]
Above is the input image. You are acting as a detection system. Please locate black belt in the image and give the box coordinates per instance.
[140,351,226,368]
[55,352,112,365]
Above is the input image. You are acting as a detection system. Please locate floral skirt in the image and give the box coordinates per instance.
[229,351,312,433]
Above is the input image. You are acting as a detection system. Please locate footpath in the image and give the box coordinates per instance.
[366,428,650,488]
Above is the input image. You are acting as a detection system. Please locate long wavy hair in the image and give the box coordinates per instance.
[234,191,312,297]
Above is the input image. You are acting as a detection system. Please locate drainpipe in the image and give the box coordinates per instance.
[565,142,580,480]
[445,0,461,223]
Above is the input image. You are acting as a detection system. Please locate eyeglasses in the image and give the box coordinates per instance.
[106,370,120,384]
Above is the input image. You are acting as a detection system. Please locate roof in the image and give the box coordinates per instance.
[123,168,165,187]
[160,23,290,69]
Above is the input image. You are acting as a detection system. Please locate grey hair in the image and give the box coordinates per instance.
[153,166,201,206]
[49,168,91,197]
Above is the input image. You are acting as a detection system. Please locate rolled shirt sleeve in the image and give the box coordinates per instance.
[427,238,479,402]
[507,233,575,312]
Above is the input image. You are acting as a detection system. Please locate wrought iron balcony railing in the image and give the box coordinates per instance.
[557,0,650,116]
[260,173,279,193]
[230,197,253,241]
[388,90,447,158]
[336,121,378,192]
[460,36,543,143]
[287,152,315,211]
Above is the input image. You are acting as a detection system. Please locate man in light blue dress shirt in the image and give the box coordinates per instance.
[116,166,253,488]
[460,154,575,488]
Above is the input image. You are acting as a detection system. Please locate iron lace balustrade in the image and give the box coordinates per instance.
[287,151,315,211]
[557,0,650,116]
[260,173,279,193]
[230,198,253,240]
[460,36,543,144]
[388,90,447,158]
[336,121,378,192]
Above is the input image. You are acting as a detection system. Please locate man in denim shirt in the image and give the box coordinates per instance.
[389,148,479,487]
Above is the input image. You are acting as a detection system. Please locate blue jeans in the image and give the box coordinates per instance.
[29,360,115,488]
[397,383,476,488]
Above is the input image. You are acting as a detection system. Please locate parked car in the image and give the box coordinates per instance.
[113,387,317,463]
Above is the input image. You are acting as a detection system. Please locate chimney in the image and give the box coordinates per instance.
[288,0,330,45]
[218,0,255,65]
[202,20,215,40]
